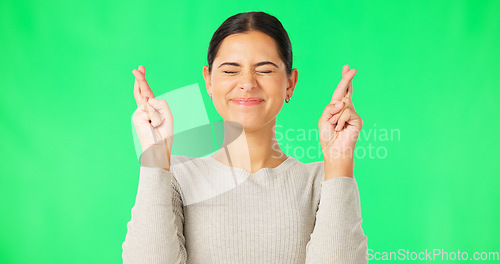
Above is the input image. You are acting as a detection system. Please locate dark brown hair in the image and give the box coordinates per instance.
[207,11,293,76]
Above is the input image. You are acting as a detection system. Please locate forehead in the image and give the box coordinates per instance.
[215,31,281,63]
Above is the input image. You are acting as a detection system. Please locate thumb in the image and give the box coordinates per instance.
[145,101,164,128]
[148,98,172,118]
[319,102,344,126]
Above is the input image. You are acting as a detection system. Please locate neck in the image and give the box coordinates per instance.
[212,119,287,173]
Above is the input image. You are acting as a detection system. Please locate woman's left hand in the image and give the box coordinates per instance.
[318,65,363,161]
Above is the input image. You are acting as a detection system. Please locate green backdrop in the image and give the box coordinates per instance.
[1,0,499,263]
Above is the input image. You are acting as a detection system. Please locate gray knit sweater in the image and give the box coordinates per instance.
[122,154,368,263]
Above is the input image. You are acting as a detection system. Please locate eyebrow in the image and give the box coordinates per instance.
[217,61,279,68]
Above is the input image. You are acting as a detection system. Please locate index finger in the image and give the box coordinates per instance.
[133,65,150,107]
[133,77,145,107]
[342,65,354,100]
[331,67,357,103]
[132,69,155,100]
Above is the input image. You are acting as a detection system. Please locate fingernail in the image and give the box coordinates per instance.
[335,102,343,107]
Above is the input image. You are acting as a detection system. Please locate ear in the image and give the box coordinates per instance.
[203,65,212,96]
[286,68,298,98]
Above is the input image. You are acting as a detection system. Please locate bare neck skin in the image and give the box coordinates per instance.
[211,119,288,173]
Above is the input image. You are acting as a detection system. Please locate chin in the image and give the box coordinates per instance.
[225,117,265,132]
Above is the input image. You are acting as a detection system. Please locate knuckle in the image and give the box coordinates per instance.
[151,118,163,128]
[329,102,343,109]
[344,100,355,110]
[341,109,350,119]
[323,104,335,113]
[341,97,351,103]
[132,107,145,118]
[132,113,140,124]
[132,107,141,116]
[158,99,168,107]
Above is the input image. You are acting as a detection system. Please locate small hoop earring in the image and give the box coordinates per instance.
[285,97,291,103]
[210,94,213,100]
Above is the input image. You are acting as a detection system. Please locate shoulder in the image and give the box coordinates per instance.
[170,154,198,171]
[285,157,325,210]
[169,154,212,185]
[301,159,324,176]
[282,157,325,200]
[168,155,202,205]
[288,157,324,183]
[169,154,216,178]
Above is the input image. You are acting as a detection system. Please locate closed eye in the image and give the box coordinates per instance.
[223,70,273,74]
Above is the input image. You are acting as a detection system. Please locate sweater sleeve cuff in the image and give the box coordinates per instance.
[318,176,362,227]
[304,176,368,263]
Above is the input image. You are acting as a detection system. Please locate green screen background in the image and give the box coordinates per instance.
[1,0,499,263]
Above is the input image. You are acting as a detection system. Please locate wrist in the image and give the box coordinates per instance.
[323,157,354,180]
[140,141,171,170]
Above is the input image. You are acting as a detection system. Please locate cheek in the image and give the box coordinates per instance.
[263,78,287,97]
[212,76,236,96]
[262,83,286,111]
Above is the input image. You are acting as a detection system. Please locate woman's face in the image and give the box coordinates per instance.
[203,30,298,132]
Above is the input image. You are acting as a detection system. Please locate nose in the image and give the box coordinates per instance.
[238,71,257,92]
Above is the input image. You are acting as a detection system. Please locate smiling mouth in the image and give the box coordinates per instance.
[230,98,264,106]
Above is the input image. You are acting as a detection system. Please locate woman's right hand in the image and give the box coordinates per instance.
[132,65,174,170]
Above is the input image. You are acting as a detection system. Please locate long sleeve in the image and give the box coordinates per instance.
[122,166,187,264]
[304,177,368,264]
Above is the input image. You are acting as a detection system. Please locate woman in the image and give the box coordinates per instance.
[123,11,367,264]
